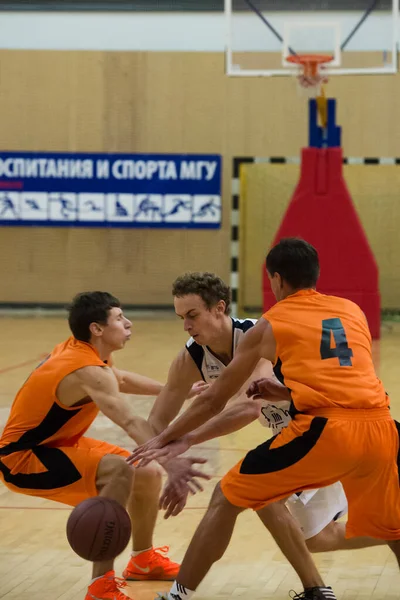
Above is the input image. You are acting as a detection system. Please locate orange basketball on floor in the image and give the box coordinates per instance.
[66,497,131,562]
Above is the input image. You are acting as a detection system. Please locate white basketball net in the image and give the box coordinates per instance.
[295,65,329,98]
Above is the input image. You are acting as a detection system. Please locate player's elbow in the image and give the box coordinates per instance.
[94,396,118,416]
[118,379,129,394]
[111,367,125,390]
[124,414,148,440]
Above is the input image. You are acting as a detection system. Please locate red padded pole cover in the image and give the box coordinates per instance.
[262,147,380,338]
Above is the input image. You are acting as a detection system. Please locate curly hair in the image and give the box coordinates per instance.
[172,272,231,314]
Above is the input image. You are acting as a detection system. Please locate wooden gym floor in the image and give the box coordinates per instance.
[0,316,399,600]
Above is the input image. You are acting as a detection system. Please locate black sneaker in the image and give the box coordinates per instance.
[290,587,337,600]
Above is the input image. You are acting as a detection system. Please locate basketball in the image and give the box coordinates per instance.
[66,497,131,562]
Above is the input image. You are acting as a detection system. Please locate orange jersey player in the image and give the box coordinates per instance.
[0,292,208,600]
[131,239,400,600]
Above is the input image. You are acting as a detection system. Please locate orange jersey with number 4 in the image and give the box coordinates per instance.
[263,289,388,412]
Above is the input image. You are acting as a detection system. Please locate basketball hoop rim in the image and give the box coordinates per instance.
[286,54,335,67]
[287,54,334,94]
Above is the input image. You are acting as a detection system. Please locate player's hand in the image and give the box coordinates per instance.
[187,380,209,399]
[159,456,210,518]
[163,456,209,488]
[141,436,192,463]
[246,377,291,401]
[126,434,166,466]
[159,479,190,519]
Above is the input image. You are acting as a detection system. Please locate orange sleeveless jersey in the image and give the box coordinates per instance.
[264,289,388,412]
[0,337,106,452]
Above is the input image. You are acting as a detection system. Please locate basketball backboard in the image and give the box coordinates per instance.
[225,0,398,77]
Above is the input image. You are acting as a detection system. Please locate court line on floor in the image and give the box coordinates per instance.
[0,353,48,376]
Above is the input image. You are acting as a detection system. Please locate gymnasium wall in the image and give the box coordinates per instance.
[240,164,400,311]
[0,50,399,307]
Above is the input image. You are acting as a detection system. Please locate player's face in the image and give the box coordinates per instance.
[174,294,223,345]
[102,307,132,350]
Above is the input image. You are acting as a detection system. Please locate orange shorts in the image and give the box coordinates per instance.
[221,408,400,540]
[0,437,130,507]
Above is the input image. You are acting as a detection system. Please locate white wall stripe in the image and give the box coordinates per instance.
[246,156,400,165]
[378,157,396,165]
[230,272,239,288]
[254,157,300,164]
[231,302,238,318]
[230,240,239,258]
[347,157,366,165]
[231,209,240,227]
[231,178,240,195]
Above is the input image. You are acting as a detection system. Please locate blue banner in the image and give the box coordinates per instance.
[0,152,222,228]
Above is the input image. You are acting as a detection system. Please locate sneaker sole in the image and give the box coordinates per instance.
[123,573,178,581]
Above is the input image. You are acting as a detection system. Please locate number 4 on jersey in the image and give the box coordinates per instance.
[320,318,353,367]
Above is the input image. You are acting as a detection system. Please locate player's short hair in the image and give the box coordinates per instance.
[266,238,320,289]
[172,272,231,315]
[68,291,121,342]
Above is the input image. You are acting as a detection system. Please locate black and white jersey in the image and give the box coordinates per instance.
[185,318,291,434]
[186,318,256,384]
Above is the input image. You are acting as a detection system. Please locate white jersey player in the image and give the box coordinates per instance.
[186,317,292,433]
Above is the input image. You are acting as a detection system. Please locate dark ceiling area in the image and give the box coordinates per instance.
[0,0,392,12]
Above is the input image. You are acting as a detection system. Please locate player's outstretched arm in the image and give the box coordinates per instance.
[127,318,276,464]
[77,365,155,445]
[112,364,206,400]
[185,398,262,445]
[112,368,164,396]
[106,353,164,396]
[145,399,263,463]
[147,348,204,436]
[77,366,210,496]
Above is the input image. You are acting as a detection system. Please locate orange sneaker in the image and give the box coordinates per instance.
[85,570,133,600]
[122,546,180,581]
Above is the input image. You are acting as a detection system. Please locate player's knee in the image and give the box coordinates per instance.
[305,533,322,553]
[133,461,162,495]
[96,454,134,494]
[306,520,339,553]
[209,482,241,514]
[209,482,226,508]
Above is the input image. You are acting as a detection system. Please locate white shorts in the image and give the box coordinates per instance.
[286,482,348,540]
